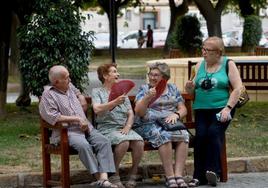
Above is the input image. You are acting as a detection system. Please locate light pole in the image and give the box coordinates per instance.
[109,0,116,64]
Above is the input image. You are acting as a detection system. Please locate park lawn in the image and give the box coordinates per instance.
[0,101,267,174]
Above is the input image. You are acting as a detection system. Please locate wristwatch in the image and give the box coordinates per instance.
[226,104,233,110]
[174,112,181,120]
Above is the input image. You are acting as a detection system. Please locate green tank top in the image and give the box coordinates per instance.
[193,56,230,109]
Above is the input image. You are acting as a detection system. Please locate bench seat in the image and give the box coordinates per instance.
[40,93,227,188]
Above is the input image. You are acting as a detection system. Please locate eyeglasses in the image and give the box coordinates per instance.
[147,73,162,78]
[202,47,218,53]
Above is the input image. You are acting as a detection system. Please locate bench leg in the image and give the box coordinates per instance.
[220,135,228,182]
[61,152,70,188]
[61,131,71,188]
[43,152,52,188]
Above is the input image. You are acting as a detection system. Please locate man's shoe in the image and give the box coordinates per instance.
[205,171,218,187]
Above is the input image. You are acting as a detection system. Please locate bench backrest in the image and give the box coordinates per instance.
[188,60,268,90]
[85,93,195,129]
[255,46,268,56]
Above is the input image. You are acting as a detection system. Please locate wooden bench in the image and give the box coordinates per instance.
[188,60,268,90]
[255,46,268,56]
[41,93,228,188]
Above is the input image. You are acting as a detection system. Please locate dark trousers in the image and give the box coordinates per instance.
[193,108,235,184]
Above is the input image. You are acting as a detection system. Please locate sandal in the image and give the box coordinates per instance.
[97,179,118,188]
[125,175,138,188]
[109,175,125,188]
[188,178,199,187]
[175,177,188,188]
[165,176,178,188]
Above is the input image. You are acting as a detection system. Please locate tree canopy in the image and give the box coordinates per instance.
[18,0,94,97]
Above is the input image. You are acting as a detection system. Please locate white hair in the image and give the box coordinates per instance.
[48,65,68,84]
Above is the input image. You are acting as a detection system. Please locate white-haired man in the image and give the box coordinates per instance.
[39,65,117,188]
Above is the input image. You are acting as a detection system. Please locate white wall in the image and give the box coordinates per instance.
[81,6,268,35]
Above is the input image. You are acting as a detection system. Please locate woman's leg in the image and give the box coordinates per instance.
[125,140,144,188]
[174,141,188,177]
[113,141,130,175]
[158,142,174,177]
[206,109,230,177]
[193,110,209,184]
[129,140,144,175]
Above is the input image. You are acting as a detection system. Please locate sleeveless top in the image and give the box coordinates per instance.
[193,56,230,109]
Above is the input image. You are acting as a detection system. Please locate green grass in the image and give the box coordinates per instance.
[226,102,268,157]
[90,56,156,78]
[0,102,267,173]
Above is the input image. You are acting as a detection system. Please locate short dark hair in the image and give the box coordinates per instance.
[97,63,117,84]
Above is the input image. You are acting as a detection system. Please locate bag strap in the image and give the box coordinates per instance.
[225,58,231,76]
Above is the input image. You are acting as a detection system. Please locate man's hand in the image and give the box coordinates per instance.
[78,117,89,132]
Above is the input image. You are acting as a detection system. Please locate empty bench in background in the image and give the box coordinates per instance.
[255,46,268,56]
[40,93,228,188]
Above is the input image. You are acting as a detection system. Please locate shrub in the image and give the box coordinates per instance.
[168,15,203,56]
[242,15,262,52]
[18,0,94,97]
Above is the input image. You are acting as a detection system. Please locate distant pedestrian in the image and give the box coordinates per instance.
[137,30,145,48]
[146,24,153,48]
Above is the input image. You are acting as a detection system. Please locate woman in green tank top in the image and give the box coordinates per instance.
[185,37,242,187]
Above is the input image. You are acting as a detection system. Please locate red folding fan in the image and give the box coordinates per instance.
[108,80,135,102]
[148,79,168,107]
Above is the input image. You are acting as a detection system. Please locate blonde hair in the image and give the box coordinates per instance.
[204,36,225,55]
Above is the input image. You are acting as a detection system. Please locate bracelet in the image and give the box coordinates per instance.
[226,105,233,110]
[174,112,181,119]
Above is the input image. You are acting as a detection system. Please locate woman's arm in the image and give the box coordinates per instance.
[134,87,156,117]
[165,102,187,124]
[120,109,134,134]
[227,60,243,109]
[93,94,126,115]
[185,62,201,94]
[219,60,242,122]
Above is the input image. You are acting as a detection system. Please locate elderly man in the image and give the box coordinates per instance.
[39,65,117,188]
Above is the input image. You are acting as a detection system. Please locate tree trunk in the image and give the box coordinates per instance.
[0,3,12,117]
[9,13,20,76]
[194,0,227,38]
[164,0,189,54]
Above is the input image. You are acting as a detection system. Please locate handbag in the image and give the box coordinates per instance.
[236,85,250,108]
[226,59,250,108]
[155,118,186,131]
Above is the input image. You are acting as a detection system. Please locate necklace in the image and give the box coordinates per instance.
[205,58,223,73]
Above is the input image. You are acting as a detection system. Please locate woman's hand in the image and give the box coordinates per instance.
[113,94,126,106]
[146,87,156,99]
[165,113,180,124]
[185,80,195,93]
[120,124,131,135]
[218,107,232,123]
